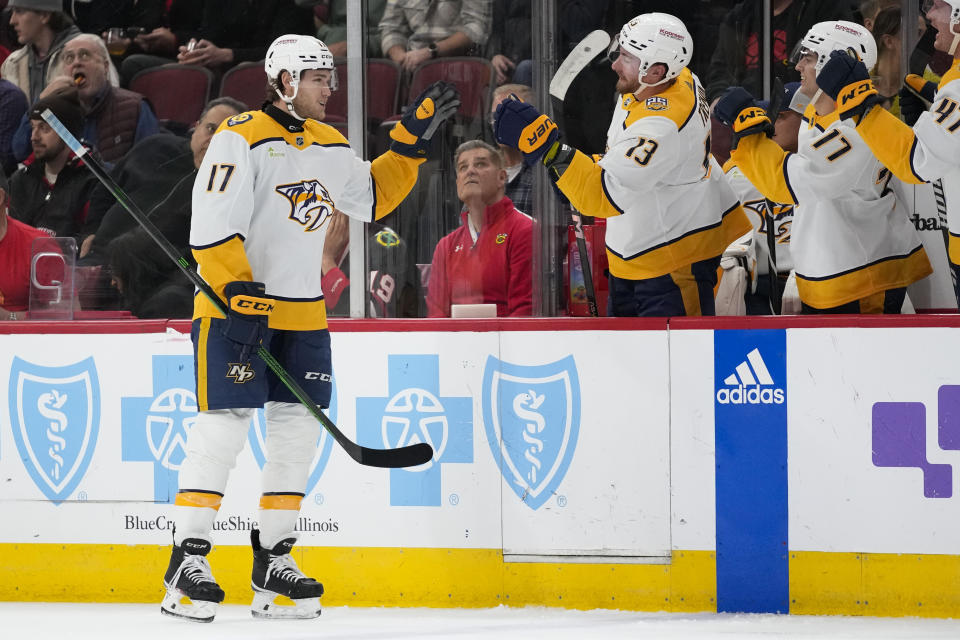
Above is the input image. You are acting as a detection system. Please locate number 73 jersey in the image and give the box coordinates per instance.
[730,105,931,309]
[554,67,751,280]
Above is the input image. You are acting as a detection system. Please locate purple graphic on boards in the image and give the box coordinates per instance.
[872,385,960,499]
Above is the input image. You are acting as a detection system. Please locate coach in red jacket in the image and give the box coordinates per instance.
[427,140,532,317]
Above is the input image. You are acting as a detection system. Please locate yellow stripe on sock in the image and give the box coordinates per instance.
[259,494,304,510]
[174,491,223,510]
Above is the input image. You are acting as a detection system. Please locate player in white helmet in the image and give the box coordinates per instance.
[159,34,459,622]
[715,20,931,314]
[815,0,960,304]
[495,13,751,317]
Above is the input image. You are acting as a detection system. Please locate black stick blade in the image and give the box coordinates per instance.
[353,442,434,468]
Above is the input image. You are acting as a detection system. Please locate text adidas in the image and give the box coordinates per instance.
[716,385,785,405]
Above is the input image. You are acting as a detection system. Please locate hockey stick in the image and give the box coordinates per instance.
[763,77,785,314]
[549,30,610,317]
[41,110,432,469]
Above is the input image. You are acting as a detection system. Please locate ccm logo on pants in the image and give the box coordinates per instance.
[305,372,332,381]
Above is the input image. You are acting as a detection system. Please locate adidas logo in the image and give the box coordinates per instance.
[716,348,785,405]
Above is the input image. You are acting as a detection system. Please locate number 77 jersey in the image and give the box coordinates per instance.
[730,104,931,310]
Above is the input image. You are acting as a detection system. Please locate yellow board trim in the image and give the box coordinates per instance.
[6,544,960,617]
[790,551,960,618]
[0,544,713,611]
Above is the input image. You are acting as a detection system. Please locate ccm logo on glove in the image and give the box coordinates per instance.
[230,295,275,314]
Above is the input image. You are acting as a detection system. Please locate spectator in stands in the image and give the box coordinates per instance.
[8,88,97,242]
[858,0,899,32]
[13,34,159,164]
[705,0,853,104]
[0,78,27,174]
[121,0,313,85]
[314,0,387,58]
[68,0,163,41]
[427,140,531,317]
[380,0,493,72]
[487,0,531,85]
[0,169,50,319]
[871,6,913,118]
[1,0,81,104]
[119,0,203,84]
[490,83,532,215]
[89,97,245,318]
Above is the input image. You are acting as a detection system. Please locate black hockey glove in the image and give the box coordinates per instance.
[714,87,774,150]
[817,50,879,122]
[222,280,273,363]
[389,81,461,158]
[900,73,937,126]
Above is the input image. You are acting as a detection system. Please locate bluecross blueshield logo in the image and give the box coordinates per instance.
[356,355,472,506]
[247,376,337,495]
[481,355,581,510]
[121,355,196,502]
[9,356,101,504]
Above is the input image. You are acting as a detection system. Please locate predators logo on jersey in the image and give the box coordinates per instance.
[275,179,336,232]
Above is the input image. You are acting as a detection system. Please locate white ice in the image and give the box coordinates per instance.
[1,602,959,640]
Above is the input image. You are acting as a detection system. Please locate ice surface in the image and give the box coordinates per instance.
[1,602,958,639]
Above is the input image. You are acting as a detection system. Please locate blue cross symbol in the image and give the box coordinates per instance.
[357,355,472,506]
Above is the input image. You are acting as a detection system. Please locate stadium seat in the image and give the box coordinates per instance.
[219,60,268,110]
[323,58,401,125]
[129,64,213,127]
[407,57,493,121]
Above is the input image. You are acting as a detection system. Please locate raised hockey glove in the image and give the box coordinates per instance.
[900,73,937,126]
[714,87,773,150]
[389,81,461,158]
[221,280,273,363]
[494,96,559,166]
[817,50,879,122]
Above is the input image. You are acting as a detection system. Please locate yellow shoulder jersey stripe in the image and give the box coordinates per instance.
[940,59,960,89]
[219,110,350,148]
[555,149,624,219]
[622,68,699,130]
[856,106,926,184]
[729,134,796,205]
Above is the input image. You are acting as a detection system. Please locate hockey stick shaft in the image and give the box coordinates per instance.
[571,211,598,316]
[42,110,431,469]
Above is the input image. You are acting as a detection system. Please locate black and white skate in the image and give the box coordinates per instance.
[160,538,225,623]
[250,529,323,619]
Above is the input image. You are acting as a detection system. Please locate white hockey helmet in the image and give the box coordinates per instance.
[265,34,337,102]
[790,20,877,75]
[923,0,960,55]
[616,13,693,89]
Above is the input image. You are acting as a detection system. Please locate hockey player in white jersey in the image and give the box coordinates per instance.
[715,20,931,313]
[159,35,459,622]
[495,13,751,317]
[815,0,960,304]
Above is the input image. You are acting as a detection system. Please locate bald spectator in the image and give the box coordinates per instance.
[427,140,532,317]
[13,34,159,164]
[1,0,81,104]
